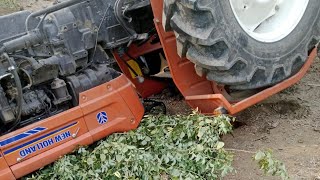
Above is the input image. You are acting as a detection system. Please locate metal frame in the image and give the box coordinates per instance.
[150,0,317,115]
[113,34,167,98]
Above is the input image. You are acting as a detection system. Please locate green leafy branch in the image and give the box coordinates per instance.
[254,150,289,180]
[25,110,289,180]
[26,112,235,180]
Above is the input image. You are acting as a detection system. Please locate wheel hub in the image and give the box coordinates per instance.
[229,0,309,42]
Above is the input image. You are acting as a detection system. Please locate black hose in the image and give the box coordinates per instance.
[114,0,138,38]
[25,0,87,31]
[10,55,39,67]
[3,53,23,133]
[0,47,5,54]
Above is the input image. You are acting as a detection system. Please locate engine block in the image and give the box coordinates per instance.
[0,0,153,133]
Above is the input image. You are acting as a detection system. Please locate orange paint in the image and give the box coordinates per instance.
[186,49,318,114]
[151,0,226,114]
[0,154,15,180]
[0,74,144,179]
[113,34,167,98]
[79,74,144,142]
[1,107,88,166]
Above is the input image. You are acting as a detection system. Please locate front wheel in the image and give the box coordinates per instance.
[163,0,320,90]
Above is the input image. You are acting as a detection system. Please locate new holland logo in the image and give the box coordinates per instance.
[96,111,108,124]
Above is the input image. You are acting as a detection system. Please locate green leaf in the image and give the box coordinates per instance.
[87,158,94,165]
[254,151,265,161]
[114,171,121,178]
[199,121,205,126]
[145,136,151,142]
[27,114,235,180]
[116,155,123,162]
[180,132,186,139]
[198,127,206,139]
[216,142,225,150]
[196,144,204,151]
[254,150,289,180]
[141,140,147,145]
[205,119,213,124]
[171,169,180,177]
[198,116,204,121]
[100,154,106,161]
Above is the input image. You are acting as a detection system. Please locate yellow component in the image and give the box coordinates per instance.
[127,60,143,78]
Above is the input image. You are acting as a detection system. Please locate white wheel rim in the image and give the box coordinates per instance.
[229,0,309,43]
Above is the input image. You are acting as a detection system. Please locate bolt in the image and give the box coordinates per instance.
[137,76,145,83]
[8,66,15,71]
[72,128,80,138]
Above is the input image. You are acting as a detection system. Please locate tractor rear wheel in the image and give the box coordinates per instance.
[163,0,320,90]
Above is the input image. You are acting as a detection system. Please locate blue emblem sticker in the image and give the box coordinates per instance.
[96,111,108,124]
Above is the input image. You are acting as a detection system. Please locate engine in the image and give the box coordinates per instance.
[0,0,154,134]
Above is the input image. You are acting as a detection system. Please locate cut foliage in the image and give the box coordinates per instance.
[26,112,234,180]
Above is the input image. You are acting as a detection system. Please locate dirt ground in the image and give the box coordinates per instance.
[0,0,54,13]
[155,61,320,180]
[164,59,320,180]
[161,60,320,180]
[2,1,320,179]
[221,58,320,180]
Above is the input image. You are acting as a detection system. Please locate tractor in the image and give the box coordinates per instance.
[0,0,318,178]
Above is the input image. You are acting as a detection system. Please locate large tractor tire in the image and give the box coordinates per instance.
[163,0,320,90]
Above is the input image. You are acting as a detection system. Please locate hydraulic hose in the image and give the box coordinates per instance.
[114,0,138,38]
[3,53,23,132]
[0,47,4,54]
[10,54,39,68]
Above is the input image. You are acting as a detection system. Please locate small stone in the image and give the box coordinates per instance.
[314,127,320,132]
[271,121,280,129]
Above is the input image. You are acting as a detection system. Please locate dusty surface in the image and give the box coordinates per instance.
[161,60,320,180]
[222,59,320,180]
[18,0,54,11]
[1,1,320,179]
[156,59,320,180]
[158,62,320,179]
[0,0,54,15]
